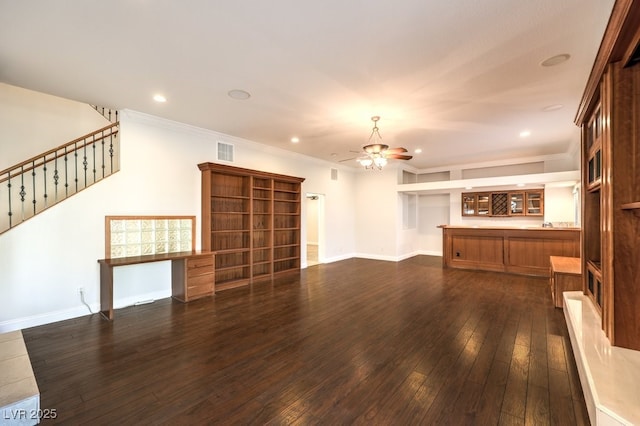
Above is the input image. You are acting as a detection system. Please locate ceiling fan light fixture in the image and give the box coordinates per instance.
[356,116,412,170]
[358,158,373,167]
[373,157,387,168]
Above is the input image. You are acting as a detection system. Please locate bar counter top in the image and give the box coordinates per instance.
[438,224,580,231]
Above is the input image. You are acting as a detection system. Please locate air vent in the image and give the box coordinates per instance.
[217,142,234,162]
[331,168,338,181]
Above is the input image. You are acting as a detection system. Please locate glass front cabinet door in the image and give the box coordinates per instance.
[462,194,477,216]
[477,194,490,215]
[510,193,524,215]
[526,191,543,216]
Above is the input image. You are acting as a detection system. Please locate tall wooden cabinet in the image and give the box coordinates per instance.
[198,163,305,291]
[576,0,640,350]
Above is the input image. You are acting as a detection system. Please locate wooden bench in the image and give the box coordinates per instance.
[549,255,581,308]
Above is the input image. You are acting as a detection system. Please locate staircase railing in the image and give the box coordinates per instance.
[91,105,119,123]
[0,122,120,235]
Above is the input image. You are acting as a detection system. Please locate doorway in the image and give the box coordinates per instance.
[305,193,324,267]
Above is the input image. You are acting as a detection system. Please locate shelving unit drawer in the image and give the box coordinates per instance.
[187,272,214,287]
[187,282,214,299]
[187,255,214,277]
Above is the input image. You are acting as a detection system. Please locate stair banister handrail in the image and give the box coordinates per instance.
[0,123,118,184]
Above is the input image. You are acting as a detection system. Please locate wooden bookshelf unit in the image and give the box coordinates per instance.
[198,163,305,291]
[575,0,640,351]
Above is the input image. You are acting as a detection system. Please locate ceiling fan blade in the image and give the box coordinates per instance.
[339,157,358,162]
[384,147,408,154]
[387,154,413,160]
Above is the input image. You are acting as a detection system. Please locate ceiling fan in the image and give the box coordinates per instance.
[341,116,413,169]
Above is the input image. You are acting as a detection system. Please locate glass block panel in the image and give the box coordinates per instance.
[126,244,141,256]
[126,220,141,231]
[106,216,194,258]
[141,231,154,244]
[111,231,125,245]
[110,220,125,232]
[126,232,141,244]
[111,245,126,258]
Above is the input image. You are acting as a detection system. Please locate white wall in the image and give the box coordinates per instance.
[418,194,450,255]
[354,166,399,260]
[0,104,358,331]
[0,83,108,169]
[544,186,576,224]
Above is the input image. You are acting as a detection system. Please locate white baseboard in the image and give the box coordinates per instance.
[0,289,172,333]
[321,253,356,264]
[0,305,96,333]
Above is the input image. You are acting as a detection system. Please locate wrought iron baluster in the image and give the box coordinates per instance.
[82,139,88,188]
[54,151,59,202]
[101,135,106,178]
[64,146,69,197]
[31,160,36,215]
[92,134,97,183]
[74,142,78,192]
[19,165,26,220]
[7,172,12,229]
[109,130,114,173]
[43,154,48,208]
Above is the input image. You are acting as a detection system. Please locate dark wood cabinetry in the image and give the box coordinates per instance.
[199,163,304,291]
[440,226,580,277]
[576,0,640,350]
[461,190,544,217]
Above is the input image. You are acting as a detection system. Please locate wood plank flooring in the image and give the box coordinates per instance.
[22,256,589,425]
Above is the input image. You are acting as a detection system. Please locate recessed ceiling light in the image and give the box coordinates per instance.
[520,130,531,138]
[465,186,473,190]
[414,148,423,154]
[153,94,167,103]
[517,183,526,187]
[291,137,300,143]
[541,54,571,67]
[543,104,564,112]
[228,89,251,100]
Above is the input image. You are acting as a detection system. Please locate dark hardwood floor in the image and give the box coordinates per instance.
[23,256,589,425]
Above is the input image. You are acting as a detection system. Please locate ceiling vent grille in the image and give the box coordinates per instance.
[331,168,338,181]
[217,142,234,162]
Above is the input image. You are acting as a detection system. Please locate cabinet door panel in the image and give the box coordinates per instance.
[451,235,503,264]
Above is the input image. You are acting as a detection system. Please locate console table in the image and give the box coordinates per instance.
[98,251,215,320]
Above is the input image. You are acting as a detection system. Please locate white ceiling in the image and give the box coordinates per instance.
[0,0,614,170]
